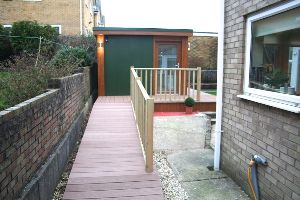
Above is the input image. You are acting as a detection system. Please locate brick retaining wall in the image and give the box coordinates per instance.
[222,1,300,200]
[0,66,97,199]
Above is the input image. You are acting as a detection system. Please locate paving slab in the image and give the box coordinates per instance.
[182,178,250,200]
[167,149,226,182]
[167,149,250,200]
[154,115,209,151]
[153,115,249,200]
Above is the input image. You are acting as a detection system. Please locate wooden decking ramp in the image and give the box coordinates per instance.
[63,96,164,200]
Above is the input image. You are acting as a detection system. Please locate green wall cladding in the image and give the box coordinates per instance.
[104,36,153,96]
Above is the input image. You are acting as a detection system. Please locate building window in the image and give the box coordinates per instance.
[50,25,62,34]
[3,25,12,32]
[84,27,88,36]
[3,25,12,28]
[239,1,300,113]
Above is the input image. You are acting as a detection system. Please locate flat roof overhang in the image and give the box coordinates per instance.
[93,27,193,37]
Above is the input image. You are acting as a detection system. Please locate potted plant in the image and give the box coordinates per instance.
[264,69,289,89]
[184,97,195,114]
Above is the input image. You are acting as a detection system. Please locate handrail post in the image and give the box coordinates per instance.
[145,98,154,173]
[197,67,201,101]
[130,66,134,103]
[135,77,140,118]
[130,66,154,173]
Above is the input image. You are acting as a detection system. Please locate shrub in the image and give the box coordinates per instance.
[0,54,51,110]
[0,68,49,110]
[0,28,94,111]
[0,51,85,111]
[0,24,13,60]
[58,35,96,64]
[50,47,91,76]
[184,97,195,107]
[11,21,58,56]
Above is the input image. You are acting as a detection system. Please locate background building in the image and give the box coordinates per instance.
[0,0,104,35]
[188,34,218,89]
[188,34,218,69]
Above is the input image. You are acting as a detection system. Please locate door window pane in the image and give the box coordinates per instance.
[158,44,177,93]
[158,44,177,68]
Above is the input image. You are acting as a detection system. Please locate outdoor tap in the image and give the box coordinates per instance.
[253,155,268,166]
[248,155,268,200]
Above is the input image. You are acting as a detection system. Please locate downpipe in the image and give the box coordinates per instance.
[214,0,225,171]
[247,155,268,200]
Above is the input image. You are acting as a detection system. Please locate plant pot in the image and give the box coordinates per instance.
[288,87,295,95]
[185,106,193,114]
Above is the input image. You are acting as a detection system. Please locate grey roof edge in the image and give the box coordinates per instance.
[93,27,193,33]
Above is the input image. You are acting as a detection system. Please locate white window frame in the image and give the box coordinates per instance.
[90,0,93,16]
[50,25,62,34]
[239,0,300,113]
[3,25,12,28]
[84,26,88,36]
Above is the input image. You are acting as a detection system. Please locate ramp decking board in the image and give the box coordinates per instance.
[63,96,163,200]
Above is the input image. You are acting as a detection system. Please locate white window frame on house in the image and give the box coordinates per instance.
[3,25,12,33]
[90,0,93,16]
[50,25,62,34]
[3,25,12,28]
[84,26,89,36]
[238,0,300,113]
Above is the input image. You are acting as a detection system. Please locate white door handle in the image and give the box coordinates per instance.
[175,63,180,68]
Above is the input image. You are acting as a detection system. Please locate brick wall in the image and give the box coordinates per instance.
[0,67,96,199]
[222,1,300,200]
[188,36,218,69]
[0,0,87,35]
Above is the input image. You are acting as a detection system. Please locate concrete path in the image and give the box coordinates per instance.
[154,115,250,200]
[154,115,211,151]
[168,149,250,200]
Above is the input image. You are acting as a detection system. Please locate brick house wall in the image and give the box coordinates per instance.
[188,36,218,69]
[0,67,96,199]
[222,0,300,200]
[0,0,97,35]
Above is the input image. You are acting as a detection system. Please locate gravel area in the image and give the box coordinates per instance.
[154,151,188,200]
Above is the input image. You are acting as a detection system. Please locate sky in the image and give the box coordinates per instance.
[101,0,220,33]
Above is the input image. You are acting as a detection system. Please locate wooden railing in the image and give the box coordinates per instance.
[130,67,202,172]
[130,67,154,173]
[133,67,202,101]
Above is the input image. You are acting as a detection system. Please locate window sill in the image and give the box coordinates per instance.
[237,94,300,113]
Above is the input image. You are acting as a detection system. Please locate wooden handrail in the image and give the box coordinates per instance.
[134,67,199,71]
[133,67,202,101]
[130,66,203,172]
[130,67,154,173]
